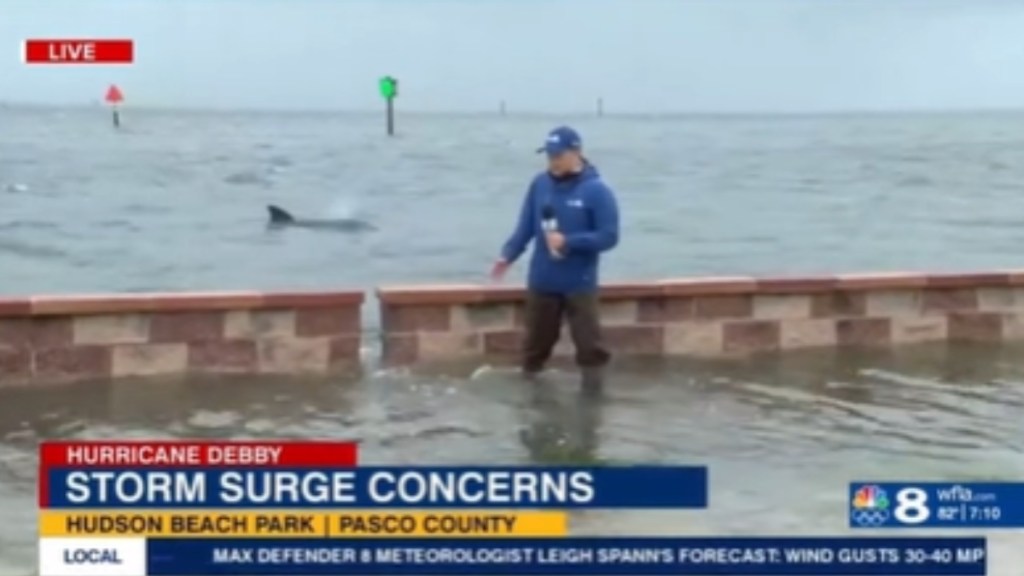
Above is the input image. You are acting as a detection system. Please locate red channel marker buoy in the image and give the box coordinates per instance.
[105,84,124,128]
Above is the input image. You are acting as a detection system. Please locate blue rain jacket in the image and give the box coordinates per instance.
[500,163,620,294]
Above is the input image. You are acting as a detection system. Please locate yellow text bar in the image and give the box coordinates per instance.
[39,510,567,538]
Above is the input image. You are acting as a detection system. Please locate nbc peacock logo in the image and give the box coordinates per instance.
[850,485,890,526]
[852,485,889,510]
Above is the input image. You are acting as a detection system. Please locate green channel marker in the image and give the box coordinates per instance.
[379,76,397,99]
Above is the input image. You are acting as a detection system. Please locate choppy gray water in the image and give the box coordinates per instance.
[4,107,1024,299]
[2,106,1024,573]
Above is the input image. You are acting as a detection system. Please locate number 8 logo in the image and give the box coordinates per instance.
[894,487,931,524]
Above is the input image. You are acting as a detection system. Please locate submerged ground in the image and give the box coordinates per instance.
[1,342,1021,573]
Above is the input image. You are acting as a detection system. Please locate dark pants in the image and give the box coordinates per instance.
[522,291,610,373]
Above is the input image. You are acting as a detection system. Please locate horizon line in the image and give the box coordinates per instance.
[3,99,1024,118]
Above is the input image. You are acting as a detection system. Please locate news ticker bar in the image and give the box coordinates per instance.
[39,510,567,538]
[38,536,987,576]
[23,39,133,64]
[849,482,1024,529]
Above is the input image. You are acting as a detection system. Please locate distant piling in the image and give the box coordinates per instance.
[500,100,506,116]
[112,108,120,128]
[597,98,604,117]
[379,76,398,137]
[386,98,395,136]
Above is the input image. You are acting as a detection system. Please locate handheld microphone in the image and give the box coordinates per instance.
[541,205,562,259]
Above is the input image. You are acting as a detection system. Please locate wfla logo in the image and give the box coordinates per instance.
[850,485,890,526]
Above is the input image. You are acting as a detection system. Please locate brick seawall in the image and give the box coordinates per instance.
[377,272,1024,365]
[0,291,363,385]
[2,271,1024,385]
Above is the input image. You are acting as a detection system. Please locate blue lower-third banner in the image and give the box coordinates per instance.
[144,537,987,575]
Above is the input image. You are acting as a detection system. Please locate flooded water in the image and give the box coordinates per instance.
[3,106,1024,572]
[1,342,1022,574]
[5,106,1024,305]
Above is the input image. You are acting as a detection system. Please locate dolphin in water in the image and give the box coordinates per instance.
[266,205,376,232]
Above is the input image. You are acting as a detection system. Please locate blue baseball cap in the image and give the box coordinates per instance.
[536,126,582,156]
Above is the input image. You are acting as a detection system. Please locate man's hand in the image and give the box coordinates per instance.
[546,231,566,253]
[490,258,511,282]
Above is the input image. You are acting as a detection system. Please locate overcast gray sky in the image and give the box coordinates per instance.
[2,0,1024,113]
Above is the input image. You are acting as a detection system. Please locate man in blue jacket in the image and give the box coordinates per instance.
[491,126,620,388]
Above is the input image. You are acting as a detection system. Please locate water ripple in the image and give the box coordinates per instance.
[2,183,30,193]
[0,220,57,231]
[0,239,68,260]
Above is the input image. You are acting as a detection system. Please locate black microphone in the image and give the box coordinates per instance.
[541,205,561,258]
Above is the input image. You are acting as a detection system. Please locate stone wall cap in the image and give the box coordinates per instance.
[376,271,1024,305]
[658,277,758,295]
[0,290,364,317]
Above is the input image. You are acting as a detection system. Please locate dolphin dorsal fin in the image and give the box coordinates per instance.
[267,205,295,223]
